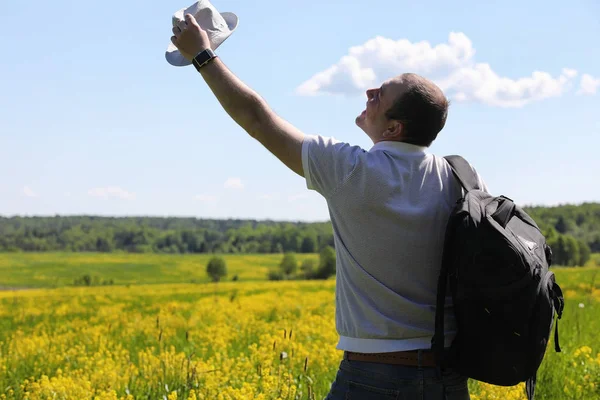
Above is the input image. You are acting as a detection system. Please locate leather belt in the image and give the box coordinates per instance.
[344,350,437,367]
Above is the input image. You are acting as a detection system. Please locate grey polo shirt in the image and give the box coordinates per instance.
[301,134,488,353]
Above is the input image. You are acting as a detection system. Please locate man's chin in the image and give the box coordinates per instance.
[355,112,366,127]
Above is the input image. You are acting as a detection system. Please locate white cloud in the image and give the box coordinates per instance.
[438,66,577,108]
[224,178,244,190]
[297,32,580,107]
[195,194,218,203]
[88,186,135,200]
[577,74,600,95]
[563,68,578,79]
[23,186,38,197]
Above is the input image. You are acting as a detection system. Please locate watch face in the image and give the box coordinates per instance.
[193,49,216,71]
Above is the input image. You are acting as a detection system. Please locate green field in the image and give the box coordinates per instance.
[0,253,320,288]
[0,253,598,399]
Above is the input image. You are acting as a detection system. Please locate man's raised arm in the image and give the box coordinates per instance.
[171,14,305,177]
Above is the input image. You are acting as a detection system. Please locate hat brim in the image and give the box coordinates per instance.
[165,12,238,67]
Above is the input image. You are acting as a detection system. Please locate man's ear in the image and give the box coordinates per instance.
[382,121,403,139]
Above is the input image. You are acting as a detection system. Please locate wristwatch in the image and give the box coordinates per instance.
[192,48,217,72]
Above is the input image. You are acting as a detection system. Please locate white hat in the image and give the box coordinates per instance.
[165,0,238,67]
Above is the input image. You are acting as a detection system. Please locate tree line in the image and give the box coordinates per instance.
[523,202,599,266]
[0,216,334,254]
[525,203,600,252]
[0,202,598,266]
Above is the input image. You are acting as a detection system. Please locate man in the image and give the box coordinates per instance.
[171,14,487,400]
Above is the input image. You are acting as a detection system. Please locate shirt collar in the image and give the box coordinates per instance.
[369,140,428,154]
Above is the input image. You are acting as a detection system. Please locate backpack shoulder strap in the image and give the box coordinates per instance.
[444,155,481,192]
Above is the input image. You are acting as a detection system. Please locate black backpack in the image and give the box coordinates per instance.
[431,155,565,400]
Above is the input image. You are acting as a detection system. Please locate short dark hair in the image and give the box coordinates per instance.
[384,73,449,147]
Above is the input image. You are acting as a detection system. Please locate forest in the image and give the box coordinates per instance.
[0,202,598,266]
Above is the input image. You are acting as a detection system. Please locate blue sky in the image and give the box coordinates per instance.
[1,0,598,222]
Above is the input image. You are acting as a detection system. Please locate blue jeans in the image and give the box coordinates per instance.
[324,351,470,400]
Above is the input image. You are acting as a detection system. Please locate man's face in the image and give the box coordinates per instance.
[356,76,405,143]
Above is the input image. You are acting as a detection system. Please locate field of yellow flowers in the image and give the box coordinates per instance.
[0,259,598,399]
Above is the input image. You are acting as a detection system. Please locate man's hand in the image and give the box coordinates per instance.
[171,14,211,61]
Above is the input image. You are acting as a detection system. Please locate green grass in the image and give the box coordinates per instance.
[0,252,320,288]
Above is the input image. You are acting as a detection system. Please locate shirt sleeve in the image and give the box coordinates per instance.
[301,134,365,198]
